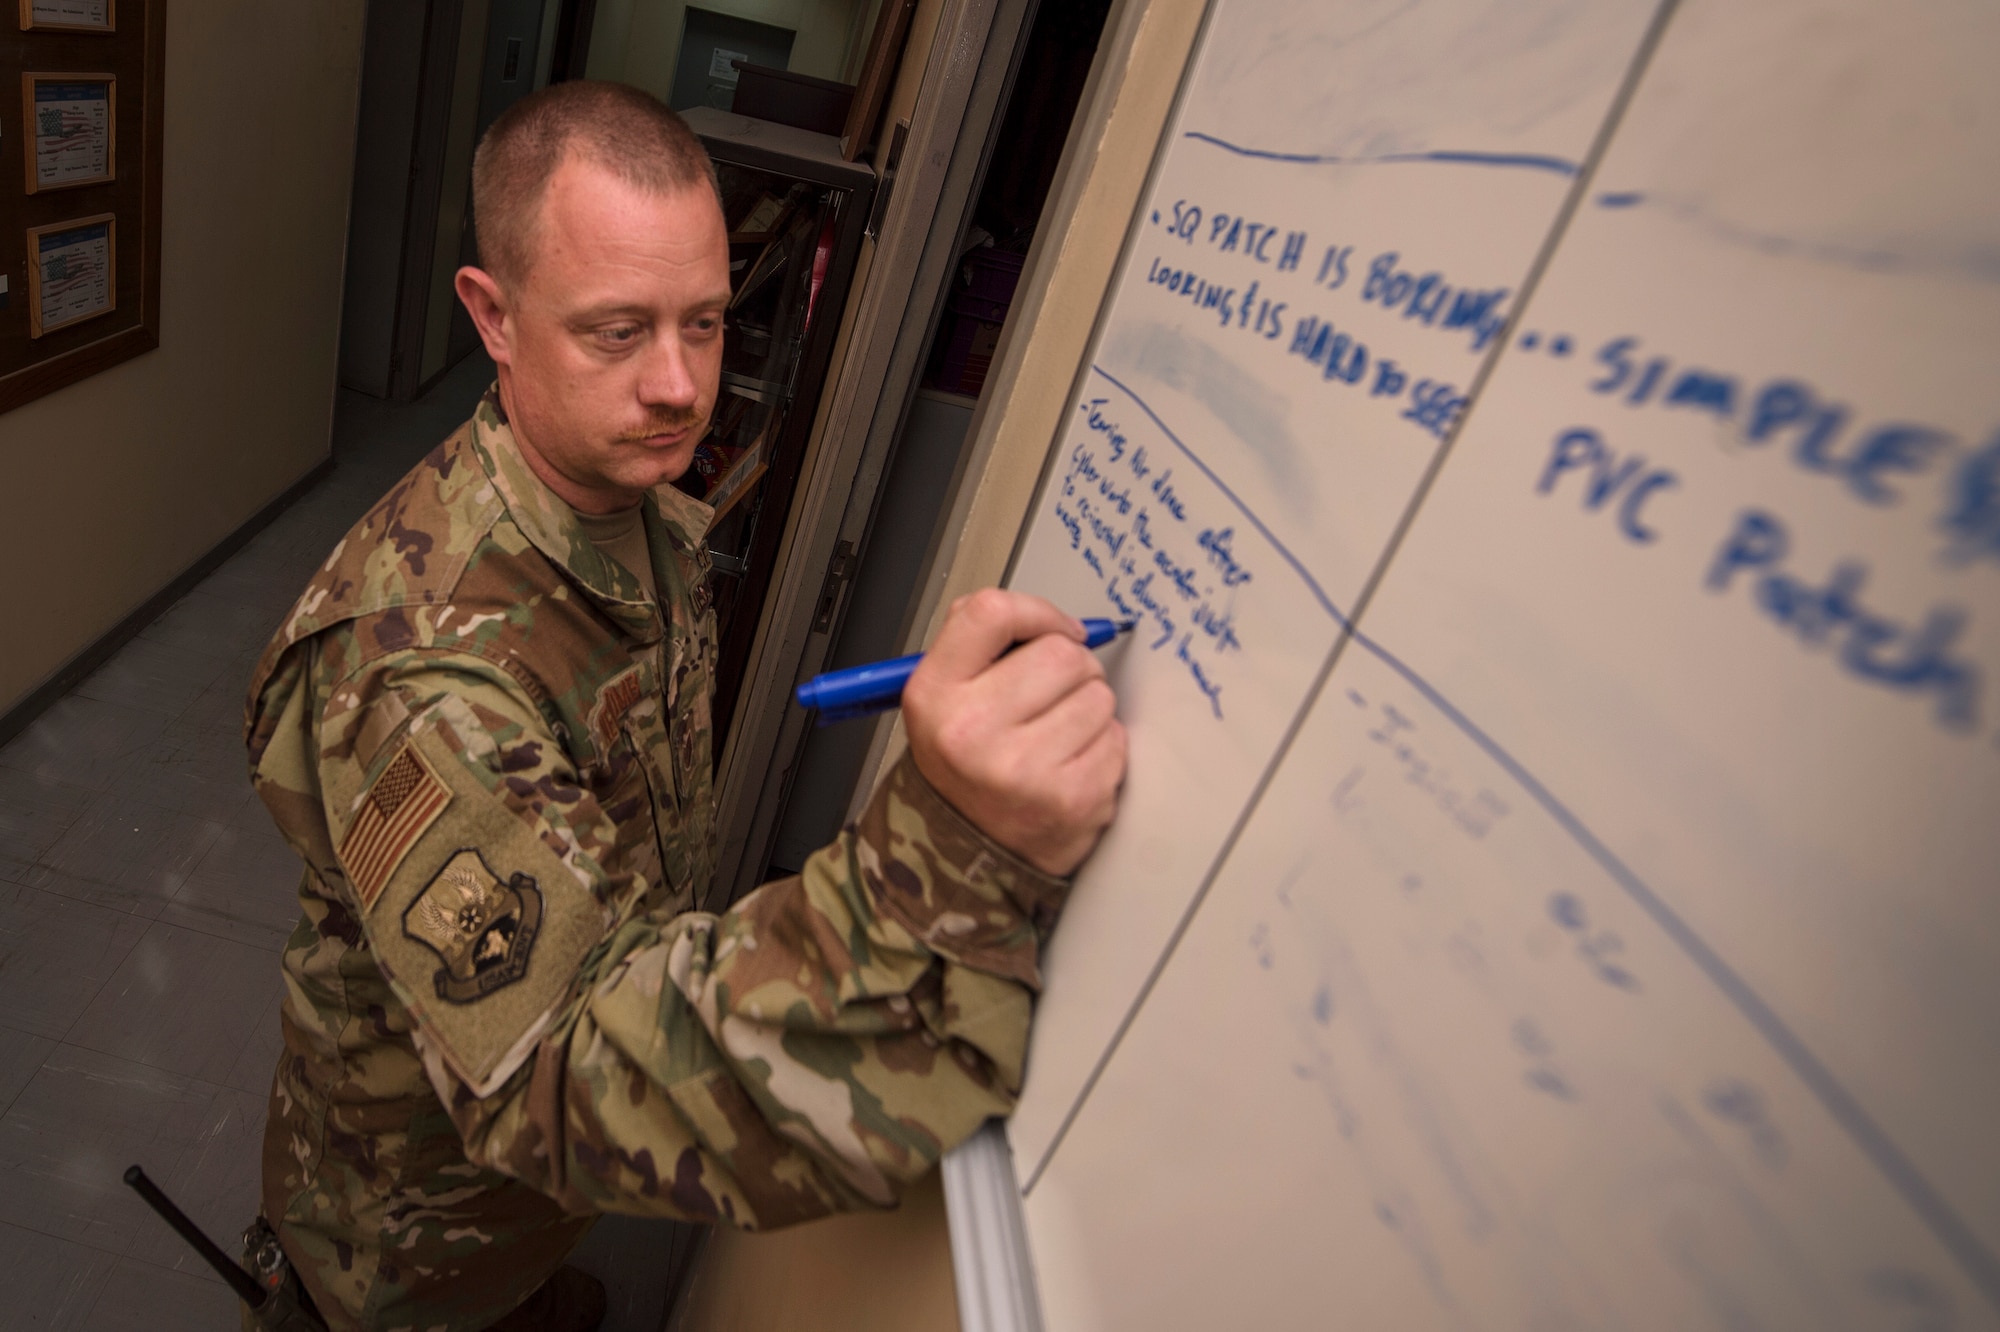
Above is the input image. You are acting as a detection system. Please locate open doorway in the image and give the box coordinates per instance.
[338,0,586,401]
[766,0,1119,874]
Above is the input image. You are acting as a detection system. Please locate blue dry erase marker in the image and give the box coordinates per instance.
[796,617,1134,724]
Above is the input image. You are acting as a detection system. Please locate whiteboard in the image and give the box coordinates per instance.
[989,0,2000,1327]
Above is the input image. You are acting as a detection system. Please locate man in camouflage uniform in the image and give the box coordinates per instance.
[244,83,1126,1331]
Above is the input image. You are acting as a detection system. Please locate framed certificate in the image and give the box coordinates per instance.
[23,74,115,192]
[27,214,115,337]
[19,0,112,31]
[0,0,158,412]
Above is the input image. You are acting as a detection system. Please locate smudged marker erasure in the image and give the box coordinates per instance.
[795,618,1135,725]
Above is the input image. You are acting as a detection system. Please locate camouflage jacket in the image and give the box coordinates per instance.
[245,393,1068,1332]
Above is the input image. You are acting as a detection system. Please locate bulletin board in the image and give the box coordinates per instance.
[0,0,161,414]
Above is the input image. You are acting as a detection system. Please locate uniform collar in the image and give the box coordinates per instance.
[467,388,715,643]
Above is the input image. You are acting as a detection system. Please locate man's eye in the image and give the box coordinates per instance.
[598,325,642,345]
[690,315,722,336]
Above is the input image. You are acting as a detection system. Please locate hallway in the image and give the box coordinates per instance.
[0,354,692,1331]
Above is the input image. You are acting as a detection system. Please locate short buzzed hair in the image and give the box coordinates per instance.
[472,80,721,288]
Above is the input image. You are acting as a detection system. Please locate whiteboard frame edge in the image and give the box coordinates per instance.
[943,1121,1046,1332]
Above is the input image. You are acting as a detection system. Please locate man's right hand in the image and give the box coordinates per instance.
[901,589,1128,878]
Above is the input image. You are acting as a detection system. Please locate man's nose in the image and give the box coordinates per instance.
[639,332,700,410]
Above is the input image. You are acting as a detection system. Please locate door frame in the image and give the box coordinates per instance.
[705,0,1046,905]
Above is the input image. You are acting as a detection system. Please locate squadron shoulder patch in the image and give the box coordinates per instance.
[340,743,450,911]
[402,849,543,1003]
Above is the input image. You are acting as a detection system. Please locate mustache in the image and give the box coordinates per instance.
[615,407,703,443]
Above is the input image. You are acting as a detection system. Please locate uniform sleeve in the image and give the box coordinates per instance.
[314,650,1068,1228]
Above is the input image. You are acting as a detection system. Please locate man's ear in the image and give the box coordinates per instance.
[455,266,514,364]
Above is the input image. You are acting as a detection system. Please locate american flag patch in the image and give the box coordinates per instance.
[590,667,645,753]
[339,744,451,912]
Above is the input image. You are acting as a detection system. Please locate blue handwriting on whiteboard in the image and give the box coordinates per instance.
[1940,430,2000,567]
[1702,1078,1788,1170]
[1353,698,1509,839]
[1283,314,1470,440]
[1593,187,2000,287]
[1706,509,1981,731]
[1546,892,1640,992]
[1183,130,1580,178]
[1535,427,1679,544]
[1140,192,1514,438]
[1054,371,2000,1302]
[1144,257,1286,338]
[1288,315,1368,384]
[1198,527,1254,588]
[1314,245,1352,290]
[1591,336,1967,514]
[1361,251,1511,352]
[1154,198,1309,272]
[1054,395,1270,719]
[1154,213,1513,359]
[1402,380,1470,441]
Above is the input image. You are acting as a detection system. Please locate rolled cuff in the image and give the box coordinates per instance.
[851,754,1070,988]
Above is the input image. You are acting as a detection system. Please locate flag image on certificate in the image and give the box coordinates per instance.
[28,215,114,336]
[23,75,115,191]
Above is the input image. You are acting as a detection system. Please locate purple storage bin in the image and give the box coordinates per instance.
[929,249,1026,397]
[959,248,1025,304]
[946,291,1011,325]
[933,307,1003,397]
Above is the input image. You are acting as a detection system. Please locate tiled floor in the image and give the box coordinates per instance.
[0,354,693,1331]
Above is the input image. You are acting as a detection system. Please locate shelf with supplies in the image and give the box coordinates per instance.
[672,108,875,754]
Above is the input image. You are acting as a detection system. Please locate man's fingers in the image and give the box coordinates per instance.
[918,589,1083,684]
[937,672,1110,801]
[1015,674,1119,766]
[968,633,1107,727]
[1065,719,1128,821]
[1034,721,1128,874]
[903,584,1126,875]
